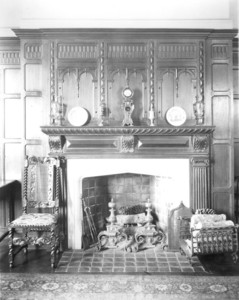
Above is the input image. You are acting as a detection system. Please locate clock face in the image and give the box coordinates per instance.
[122,87,133,98]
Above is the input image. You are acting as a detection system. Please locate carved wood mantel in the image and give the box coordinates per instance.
[41,125,215,211]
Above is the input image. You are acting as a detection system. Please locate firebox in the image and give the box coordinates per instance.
[67,158,189,249]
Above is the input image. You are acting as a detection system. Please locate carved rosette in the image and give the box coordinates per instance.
[49,136,65,153]
[119,135,135,153]
[98,42,105,126]
[193,135,209,152]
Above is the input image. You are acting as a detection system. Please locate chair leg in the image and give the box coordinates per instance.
[23,229,28,254]
[8,228,14,268]
[50,228,56,268]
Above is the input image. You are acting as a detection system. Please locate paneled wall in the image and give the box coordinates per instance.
[0,40,22,181]
[0,39,48,182]
[207,39,235,216]
[0,29,238,220]
[233,39,239,177]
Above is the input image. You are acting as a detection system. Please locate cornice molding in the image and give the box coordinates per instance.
[12,28,238,40]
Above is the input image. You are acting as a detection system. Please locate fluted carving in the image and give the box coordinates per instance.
[0,51,20,65]
[25,44,42,60]
[107,43,146,59]
[58,43,98,59]
[191,158,210,210]
[157,44,197,59]
[212,44,229,59]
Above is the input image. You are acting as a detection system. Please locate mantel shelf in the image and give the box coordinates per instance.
[41,125,215,136]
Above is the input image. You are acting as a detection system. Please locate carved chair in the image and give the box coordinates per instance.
[8,156,65,268]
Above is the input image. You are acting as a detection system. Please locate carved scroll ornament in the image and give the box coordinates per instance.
[49,136,65,153]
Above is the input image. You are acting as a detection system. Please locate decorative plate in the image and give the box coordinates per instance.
[166,106,187,126]
[67,106,89,126]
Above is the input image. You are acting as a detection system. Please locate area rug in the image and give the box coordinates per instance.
[1,273,239,300]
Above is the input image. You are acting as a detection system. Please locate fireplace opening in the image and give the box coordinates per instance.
[67,159,190,249]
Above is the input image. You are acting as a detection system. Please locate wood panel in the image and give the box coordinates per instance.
[212,64,229,92]
[25,97,44,139]
[108,71,146,125]
[25,64,42,91]
[4,98,23,138]
[235,142,239,177]
[212,192,231,216]
[5,143,22,180]
[212,96,230,139]
[0,40,21,182]
[4,68,21,94]
[209,38,234,219]
[213,144,230,188]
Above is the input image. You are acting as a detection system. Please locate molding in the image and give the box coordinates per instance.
[41,126,215,136]
[11,29,238,40]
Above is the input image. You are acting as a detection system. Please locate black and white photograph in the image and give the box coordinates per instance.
[0,0,238,299]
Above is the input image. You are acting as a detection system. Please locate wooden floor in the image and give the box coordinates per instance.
[1,238,239,275]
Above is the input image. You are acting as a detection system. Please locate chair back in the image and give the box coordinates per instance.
[23,156,61,214]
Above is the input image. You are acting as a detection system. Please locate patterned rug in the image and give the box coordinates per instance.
[1,273,239,300]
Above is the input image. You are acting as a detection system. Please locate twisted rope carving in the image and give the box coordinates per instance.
[23,157,29,214]
[8,228,13,268]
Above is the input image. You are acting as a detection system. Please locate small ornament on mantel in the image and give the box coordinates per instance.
[51,95,64,126]
[193,95,204,125]
[148,103,155,127]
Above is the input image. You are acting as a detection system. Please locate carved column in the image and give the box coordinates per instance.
[148,41,155,126]
[191,158,210,210]
[193,41,205,125]
[98,42,106,126]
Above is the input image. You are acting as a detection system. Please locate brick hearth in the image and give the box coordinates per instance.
[56,245,206,273]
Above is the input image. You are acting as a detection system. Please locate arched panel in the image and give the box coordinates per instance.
[108,72,125,123]
[176,72,194,119]
[62,70,78,119]
[129,72,144,125]
[108,71,145,125]
[78,72,94,117]
[62,70,95,123]
[161,72,175,118]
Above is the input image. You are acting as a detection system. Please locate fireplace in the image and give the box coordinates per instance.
[41,125,215,250]
[67,158,189,249]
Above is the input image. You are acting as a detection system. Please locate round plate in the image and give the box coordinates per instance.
[166,106,187,126]
[67,106,88,126]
